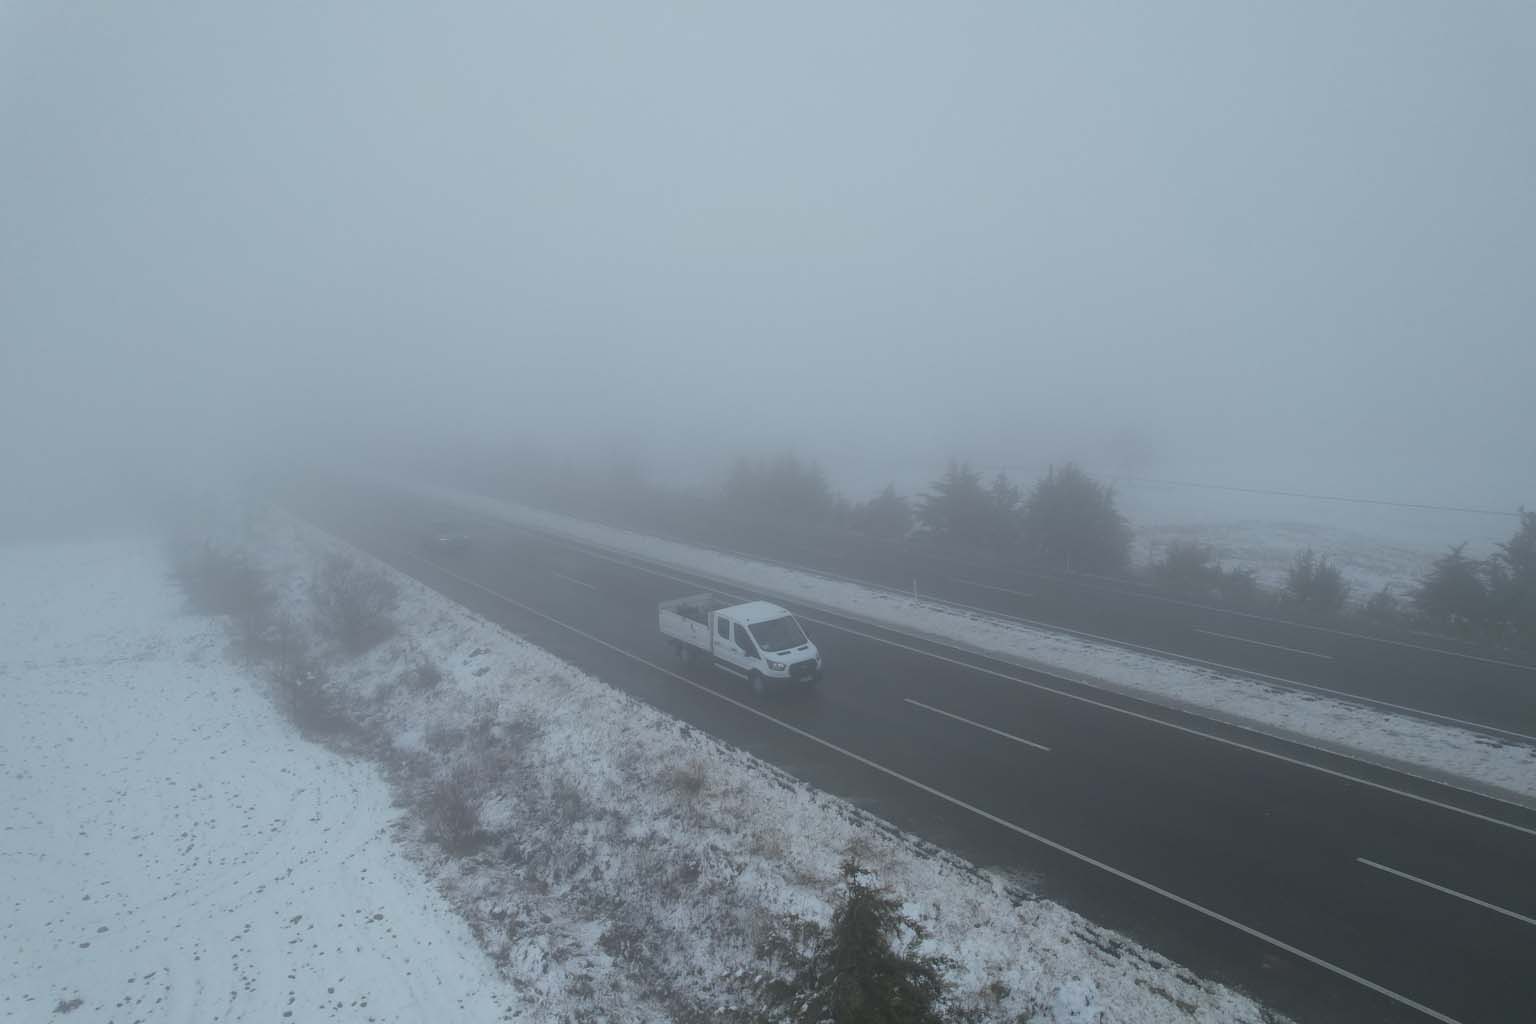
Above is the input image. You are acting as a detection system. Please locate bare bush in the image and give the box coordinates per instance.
[310,554,398,655]
[425,767,485,854]
[666,759,710,803]
[400,656,444,694]
[270,659,347,737]
[169,541,271,619]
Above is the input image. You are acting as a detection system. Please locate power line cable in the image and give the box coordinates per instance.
[1110,475,1520,518]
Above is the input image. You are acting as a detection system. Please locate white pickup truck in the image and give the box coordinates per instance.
[659,593,821,695]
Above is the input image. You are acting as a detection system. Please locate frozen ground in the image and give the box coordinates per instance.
[406,481,1536,806]
[0,525,1283,1024]
[0,539,517,1022]
[1121,480,1515,598]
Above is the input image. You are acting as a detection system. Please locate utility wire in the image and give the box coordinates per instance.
[1110,475,1520,518]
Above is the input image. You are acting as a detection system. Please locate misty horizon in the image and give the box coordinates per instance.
[5,2,1534,534]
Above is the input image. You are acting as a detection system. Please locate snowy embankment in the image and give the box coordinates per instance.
[407,482,1536,805]
[253,515,1280,1023]
[0,539,515,1023]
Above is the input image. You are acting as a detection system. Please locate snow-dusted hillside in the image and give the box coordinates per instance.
[0,539,516,1022]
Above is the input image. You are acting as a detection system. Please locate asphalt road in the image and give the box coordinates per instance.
[297,483,1536,1024]
[479,493,1536,743]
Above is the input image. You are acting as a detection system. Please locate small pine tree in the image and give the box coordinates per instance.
[1413,543,1490,632]
[1284,548,1350,617]
[1489,509,1536,647]
[761,858,954,1024]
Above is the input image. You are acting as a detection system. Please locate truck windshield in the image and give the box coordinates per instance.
[750,616,806,653]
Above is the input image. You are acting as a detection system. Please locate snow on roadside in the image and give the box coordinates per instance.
[406,482,1536,805]
[259,514,1285,1024]
[0,539,518,1023]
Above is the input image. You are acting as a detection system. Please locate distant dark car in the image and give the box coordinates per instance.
[422,522,471,555]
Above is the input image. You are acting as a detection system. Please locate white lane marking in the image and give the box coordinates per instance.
[1356,858,1536,929]
[499,525,1536,837]
[373,541,1465,1024]
[446,484,1534,673]
[1193,629,1334,660]
[478,507,1536,746]
[951,578,1035,599]
[552,571,598,591]
[714,663,748,680]
[904,698,1051,752]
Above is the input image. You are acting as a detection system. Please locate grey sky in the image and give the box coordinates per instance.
[4,2,1534,518]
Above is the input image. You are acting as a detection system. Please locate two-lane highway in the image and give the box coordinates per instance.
[500,492,1536,742]
[296,483,1536,1024]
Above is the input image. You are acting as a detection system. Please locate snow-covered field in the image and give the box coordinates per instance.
[2,521,1284,1023]
[1122,482,1514,598]
[405,482,1536,807]
[0,539,515,1022]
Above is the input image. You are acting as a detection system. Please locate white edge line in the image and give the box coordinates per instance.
[904,698,1051,752]
[425,481,1535,674]
[1193,628,1335,661]
[373,538,1464,1024]
[1356,858,1536,928]
[952,577,1035,599]
[482,518,1536,837]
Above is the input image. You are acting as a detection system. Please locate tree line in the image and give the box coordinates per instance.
[723,455,1132,573]
[720,453,1536,653]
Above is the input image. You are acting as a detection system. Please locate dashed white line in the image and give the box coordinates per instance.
[1356,858,1536,929]
[552,571,598,590]
[904,698,1051,751]
[368,541,1465,1024]
[1193,629,1334,660]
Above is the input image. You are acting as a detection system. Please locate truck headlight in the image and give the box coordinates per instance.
[767,660,785,671]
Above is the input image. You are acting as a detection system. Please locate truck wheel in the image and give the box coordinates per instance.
[682,647,696,666]
[749,671,766,698]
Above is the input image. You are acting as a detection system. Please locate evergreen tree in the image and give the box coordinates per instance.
[1019,463,1132,573]
[1412,543,1489,630]
[762,859,954,1024]
[1284,548,1350,617]
[851,484,913,539]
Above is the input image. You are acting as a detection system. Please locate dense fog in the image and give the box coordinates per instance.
[4,2,1534,537]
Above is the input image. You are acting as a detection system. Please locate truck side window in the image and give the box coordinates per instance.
[735,623,755,654]
[716,617,730,640]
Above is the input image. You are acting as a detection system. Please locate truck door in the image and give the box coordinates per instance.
[732,621,761,673]
[714,614,738,670]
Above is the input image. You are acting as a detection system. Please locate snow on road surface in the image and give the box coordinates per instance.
[404,482,1536,806]
[0,539,516,1023]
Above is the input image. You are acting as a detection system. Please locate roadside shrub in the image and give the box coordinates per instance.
[170,541,270,619]
[310,554,398,655]
[1283,548,1349,617]
[271,658,346,737]
[756,858,955,1024]
[1361,586,1402,624]
[1150,540,1221,595]
[1215,566,1264,609]
[1020,463,1132,574]
[401,656,444,694]
[424,767,484,855]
